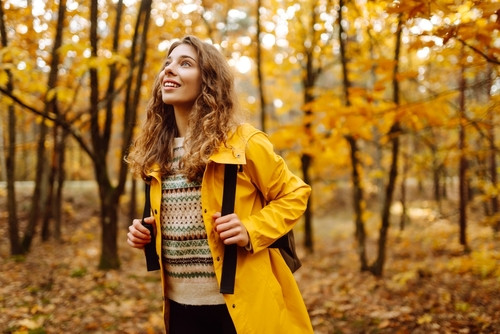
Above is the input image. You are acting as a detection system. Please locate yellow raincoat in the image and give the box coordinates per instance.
[147,123,313,333]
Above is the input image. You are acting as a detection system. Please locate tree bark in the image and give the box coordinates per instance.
[369,16,403,277]
[399,150,409,231]
[41,125,59,241]
[54,128,67,241]
[346,136,368,270]
[299,0,322,254]
[301,153,313,252]
[0,0,22,255]
[458,46,469,252]
[338,0,368,270]
[21,0,66,252]
[88,0,152,269]
[485,66,499,232]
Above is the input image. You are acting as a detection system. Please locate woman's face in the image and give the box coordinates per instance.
[159,44,202,112]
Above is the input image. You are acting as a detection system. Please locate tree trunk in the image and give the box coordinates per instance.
[299,1,321,254]
[89,0,152,269]
[98,186,121,269]
[0,0,22,255]
[301,153,313,252]
[430,143,441,200]
[400,149,409,231]
[41,138,56,241]
[458,46,469,252]
[21,0,66,252]
[5,101,21,255]
[369,16,403,277]
[347,136,368,270]
[22,111,48,251]
[338,0,368,270]
[485,66,499,232]
[370,123,400,276]
[42,125,61,241]
[54,128,67,241]
[5,87,22,254]
[88,0,120,269]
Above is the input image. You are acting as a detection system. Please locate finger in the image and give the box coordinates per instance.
[127,231,148,248]
[215,220,236,234]
[221,230,247,246]
[218,223,244,240]
[126,235,145,249]
[129,220,152,239]
[217,221,248,247]
[127,226,150,241]
[213,213,236,229]
[132,218,153,235]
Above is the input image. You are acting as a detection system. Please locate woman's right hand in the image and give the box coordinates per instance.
[127,216,155,249]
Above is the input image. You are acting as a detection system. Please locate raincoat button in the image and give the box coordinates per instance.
[232,304,236,308]
[154,209,158,215]
[204,209,207,213]
[216,256,220,261]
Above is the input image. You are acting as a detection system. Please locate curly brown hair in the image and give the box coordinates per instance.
[126,35,241,181]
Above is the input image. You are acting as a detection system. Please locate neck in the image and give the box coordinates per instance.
[173,106,191,137]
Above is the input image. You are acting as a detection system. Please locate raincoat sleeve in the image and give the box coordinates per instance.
[241,131,311,253]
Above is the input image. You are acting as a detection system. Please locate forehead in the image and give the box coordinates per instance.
[168,43,198,60]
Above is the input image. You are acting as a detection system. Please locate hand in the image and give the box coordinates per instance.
[212,212,249,248]
[127,216,155,249]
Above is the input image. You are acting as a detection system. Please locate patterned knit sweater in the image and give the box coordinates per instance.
[161,137,224,305]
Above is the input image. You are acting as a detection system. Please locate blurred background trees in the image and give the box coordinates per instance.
[1,0,498,275]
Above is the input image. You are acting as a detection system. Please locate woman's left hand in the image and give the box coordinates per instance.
[212,212,250,248]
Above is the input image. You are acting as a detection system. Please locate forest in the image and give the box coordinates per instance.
[0,0,499,333]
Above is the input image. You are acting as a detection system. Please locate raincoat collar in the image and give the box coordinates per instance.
[146,123,259,178]
[208,127,247,165]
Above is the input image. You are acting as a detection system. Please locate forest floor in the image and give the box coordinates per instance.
[1,184,500,333]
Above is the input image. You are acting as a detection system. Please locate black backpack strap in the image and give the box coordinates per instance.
[219,164,238,294]
[142,181,161,271]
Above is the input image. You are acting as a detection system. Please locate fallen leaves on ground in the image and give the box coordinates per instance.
[1,196,499,333]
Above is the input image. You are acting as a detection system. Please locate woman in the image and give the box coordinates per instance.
[126,35,313,334]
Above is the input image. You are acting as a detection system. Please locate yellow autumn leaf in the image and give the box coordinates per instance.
[17,317,44,329]
[477,2,500,15]
[0,70,8,87]
[417,313,432,325]
[56,86,75,104]
[455,302,470,312]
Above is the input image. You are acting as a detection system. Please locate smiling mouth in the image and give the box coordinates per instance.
[164,81,180,88]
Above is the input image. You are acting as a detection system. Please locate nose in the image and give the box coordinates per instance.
[163,62,176,76]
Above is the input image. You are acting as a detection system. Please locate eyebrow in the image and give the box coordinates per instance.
[166,55,197,62]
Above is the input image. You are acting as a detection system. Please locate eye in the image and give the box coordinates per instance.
[161,61,171,71]
[180,60,192,67]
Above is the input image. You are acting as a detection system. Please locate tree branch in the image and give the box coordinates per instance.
[0,87,94,160]
[457,38,500,65]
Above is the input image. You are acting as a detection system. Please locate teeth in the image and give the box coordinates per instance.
[164,82,180,88]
